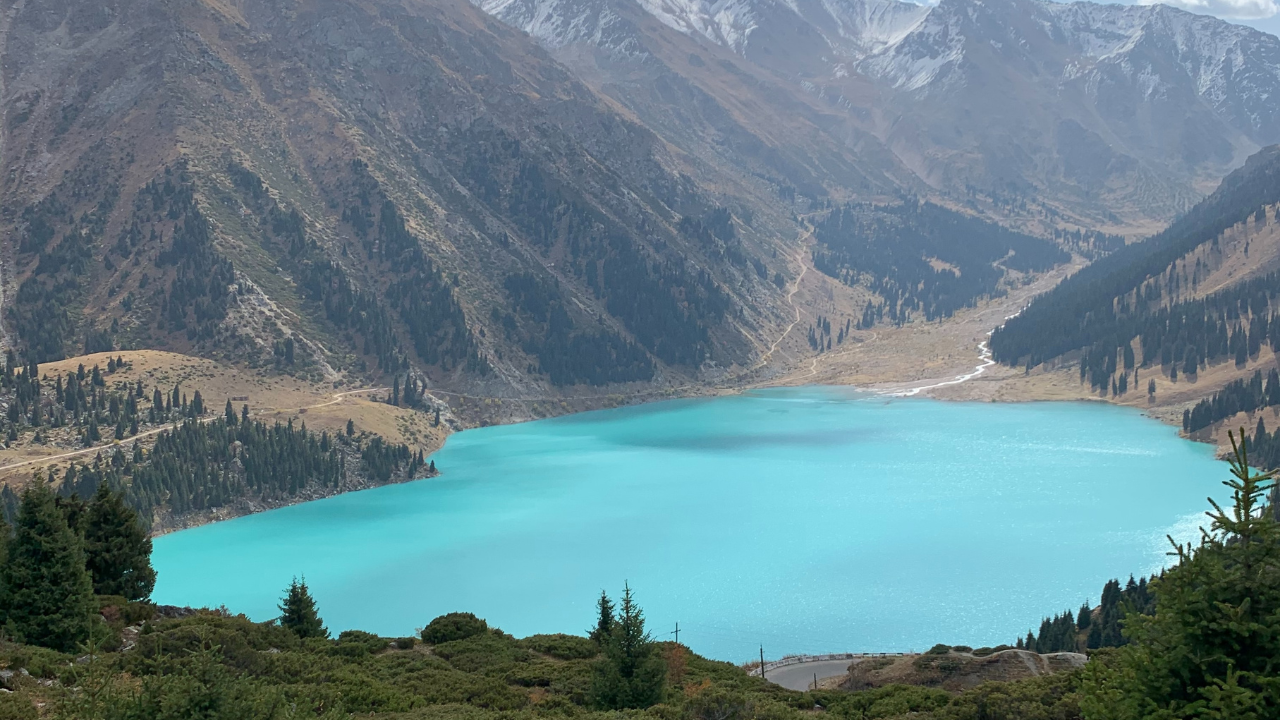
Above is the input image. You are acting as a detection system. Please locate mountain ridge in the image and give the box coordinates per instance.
[479,0,1280,226]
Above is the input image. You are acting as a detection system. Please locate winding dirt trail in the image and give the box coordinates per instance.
[754,225,812,370]
[0,387,389,474]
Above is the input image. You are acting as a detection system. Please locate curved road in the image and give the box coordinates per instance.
[765,659,855,691]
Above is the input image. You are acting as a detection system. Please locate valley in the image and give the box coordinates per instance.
[1,0,1280,716]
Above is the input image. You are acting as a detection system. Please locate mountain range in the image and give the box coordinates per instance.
[480,0,1280,226]
[2,0,1279,401]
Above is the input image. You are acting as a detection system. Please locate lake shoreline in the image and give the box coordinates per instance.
[151,387,1225,658]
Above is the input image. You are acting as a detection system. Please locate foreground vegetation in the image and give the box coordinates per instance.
[0,431,1278,718]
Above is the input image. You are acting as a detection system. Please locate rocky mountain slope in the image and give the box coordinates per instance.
[479,0,1280,227]
[988,144,1280,431]
[4,0,1272,409]
[0,0,813,400]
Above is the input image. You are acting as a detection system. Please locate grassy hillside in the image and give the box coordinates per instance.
[0,602,1086,720]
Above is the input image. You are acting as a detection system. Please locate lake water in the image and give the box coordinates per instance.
[152,388,1227,661]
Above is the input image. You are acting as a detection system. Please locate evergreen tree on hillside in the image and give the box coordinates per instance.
[279,576,327,639]
[55,494,88,536]
[589,590,614,645]
[0,476,95,651]
[1081,430,1280,718]
[84,483,156,601]
[590,584,665,709]
[1094,579,1125,648]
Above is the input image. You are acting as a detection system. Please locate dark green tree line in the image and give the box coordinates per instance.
[813,200,1067,326]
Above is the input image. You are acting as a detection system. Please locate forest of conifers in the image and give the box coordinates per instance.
[990,146,1280,382]
[0,352,427,527]
[812,200,1068,327]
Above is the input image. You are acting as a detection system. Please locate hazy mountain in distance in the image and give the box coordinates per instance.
[479,0,1280,227]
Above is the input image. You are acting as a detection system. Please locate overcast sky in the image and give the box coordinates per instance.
[910,0,1280,38]
[1136,0,1280,36]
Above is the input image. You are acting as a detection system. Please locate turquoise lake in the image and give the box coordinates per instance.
[152,388,1228,661]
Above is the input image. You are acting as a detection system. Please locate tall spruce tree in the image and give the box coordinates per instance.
[1081,430,1280,718]
[590,584,665,710]
[1,476,95,651]
[589,589,615,644]
[278,576,327,639]
[83,483,156,600]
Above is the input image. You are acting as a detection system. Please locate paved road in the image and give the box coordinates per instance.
[764,659,855,691]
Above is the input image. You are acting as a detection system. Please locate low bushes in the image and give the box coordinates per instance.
[421,612,488,645]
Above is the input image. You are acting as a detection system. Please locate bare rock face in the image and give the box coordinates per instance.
[840,648,1088,692]
[479,0,1280,226]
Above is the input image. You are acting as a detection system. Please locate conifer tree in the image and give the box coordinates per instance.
[225,399,237,425]
[1082,429,1280,718]
[0,476,95,651]
[590,584,665,709]
[84,483,155,601]
[279,576,327,639]
[589,589,614,644]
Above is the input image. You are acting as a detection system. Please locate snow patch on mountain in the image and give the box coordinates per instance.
[476,0,1280,141]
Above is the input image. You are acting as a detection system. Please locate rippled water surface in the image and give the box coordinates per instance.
[153,388,1225,660]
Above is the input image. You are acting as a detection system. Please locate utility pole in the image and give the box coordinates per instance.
[760,646,766,680]
[671,622,680,645]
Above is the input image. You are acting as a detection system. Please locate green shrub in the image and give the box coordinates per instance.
[933,671,1082,719]
[393,637,417,650]
[421,613,488,645]
[333,629,387,658]
[925,644,951,655]
[431,631,532,673]
[0,693,37,720]
[97,595,155,626]
[1,644,69,679]
[823,684,951,719]
[517,634,597,660]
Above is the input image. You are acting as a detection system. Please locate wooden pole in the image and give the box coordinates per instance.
[760,646,766,680]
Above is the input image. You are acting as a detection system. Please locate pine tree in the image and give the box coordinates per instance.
[1082,429,1280,718]
[0,476,95,651]
[590,584,665,709]
[278,576,328,639]
[84,483,156,601]
[225,399,237,425]
[589,589,615,644]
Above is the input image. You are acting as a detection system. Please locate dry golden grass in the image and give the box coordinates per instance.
[0,350,445,488]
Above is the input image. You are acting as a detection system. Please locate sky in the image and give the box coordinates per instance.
[908,0,1280,37]
[1137,0,1280,36]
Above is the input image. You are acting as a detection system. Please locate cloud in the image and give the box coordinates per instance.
[1140,0,1279,20]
